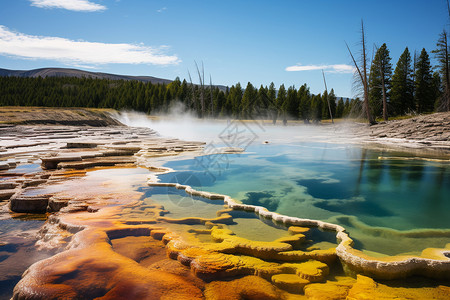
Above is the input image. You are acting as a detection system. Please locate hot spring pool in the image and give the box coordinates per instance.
[155,141,450,256]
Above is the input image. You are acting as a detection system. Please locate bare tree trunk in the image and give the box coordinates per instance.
[322,69,334,123]
[346,20,376,125]
[210,75,214,117]
[195,61,205,118]
[202,63,205,116]
[361,22,375,124]
[413,50,417,112]
[443,5,450,100]
[448,0,450,18]
[444,31,450,111]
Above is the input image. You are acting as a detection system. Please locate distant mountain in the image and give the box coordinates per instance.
[0,67,228,91]
[0,67,173,85]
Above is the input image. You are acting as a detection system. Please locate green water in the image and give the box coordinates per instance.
[143,185,338,250]
[157,142,450,256]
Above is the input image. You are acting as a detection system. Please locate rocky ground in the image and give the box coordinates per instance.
[351,112,450,153]
[0,122,206,299]
[0,124,205,209]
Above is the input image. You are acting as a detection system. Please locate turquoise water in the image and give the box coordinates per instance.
[142,185,338,249]
[157,142,450,256]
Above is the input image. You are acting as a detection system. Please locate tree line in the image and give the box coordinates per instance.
[0,75,364,123]
[368,43,445,118]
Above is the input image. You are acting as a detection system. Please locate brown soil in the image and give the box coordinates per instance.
[0,106,123,126]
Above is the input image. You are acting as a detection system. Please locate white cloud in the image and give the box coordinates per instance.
[29,0,106,12]
[286,63,354,73]
[157,7,167,13]
[0,26,180,66]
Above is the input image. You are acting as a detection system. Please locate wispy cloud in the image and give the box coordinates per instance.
[0,26,180,66]
[157,7,167,13]
[286,63,354,73]
[29,0,106,12]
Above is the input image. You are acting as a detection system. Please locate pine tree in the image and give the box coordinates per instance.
[298,84,311,123]
[324,88,337,119]
[310,94,323,122]
[215,90,226,117]
[369,43,392,120]
[168,77,181,101]
[343,99,350,117]
[321,90,329,119]
[228,83,243,118]
[241,82,257,118]
[163,89,172,112]
[256,85,269,118]
[432,71,443,110]
[179,79,189,103]
[336,98,345,118]
[285,85,299,120]
[415,48,434,113]
[276,84,287,125]
[432,30,450,111]
[222,87,233,117]
[390,47,415,115]
[268,82,277,124]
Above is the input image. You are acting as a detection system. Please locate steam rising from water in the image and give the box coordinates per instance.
[114,104,356,146]
[115,103,230,143]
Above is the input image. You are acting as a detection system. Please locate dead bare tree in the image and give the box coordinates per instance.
[322,69,334,123]
[187,70,199,113]
[442,32,450,111]
[209,75,214,117]
[346,20,376,125]
[445,0,450,111]
[413,50,417,106]
[448,0,450,18]
[188,62,216,118]
[194,61,205,118]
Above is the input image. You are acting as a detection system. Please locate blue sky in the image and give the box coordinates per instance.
[0,0,448,97]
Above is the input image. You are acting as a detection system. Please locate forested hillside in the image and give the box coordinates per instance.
[0,76,360,122]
